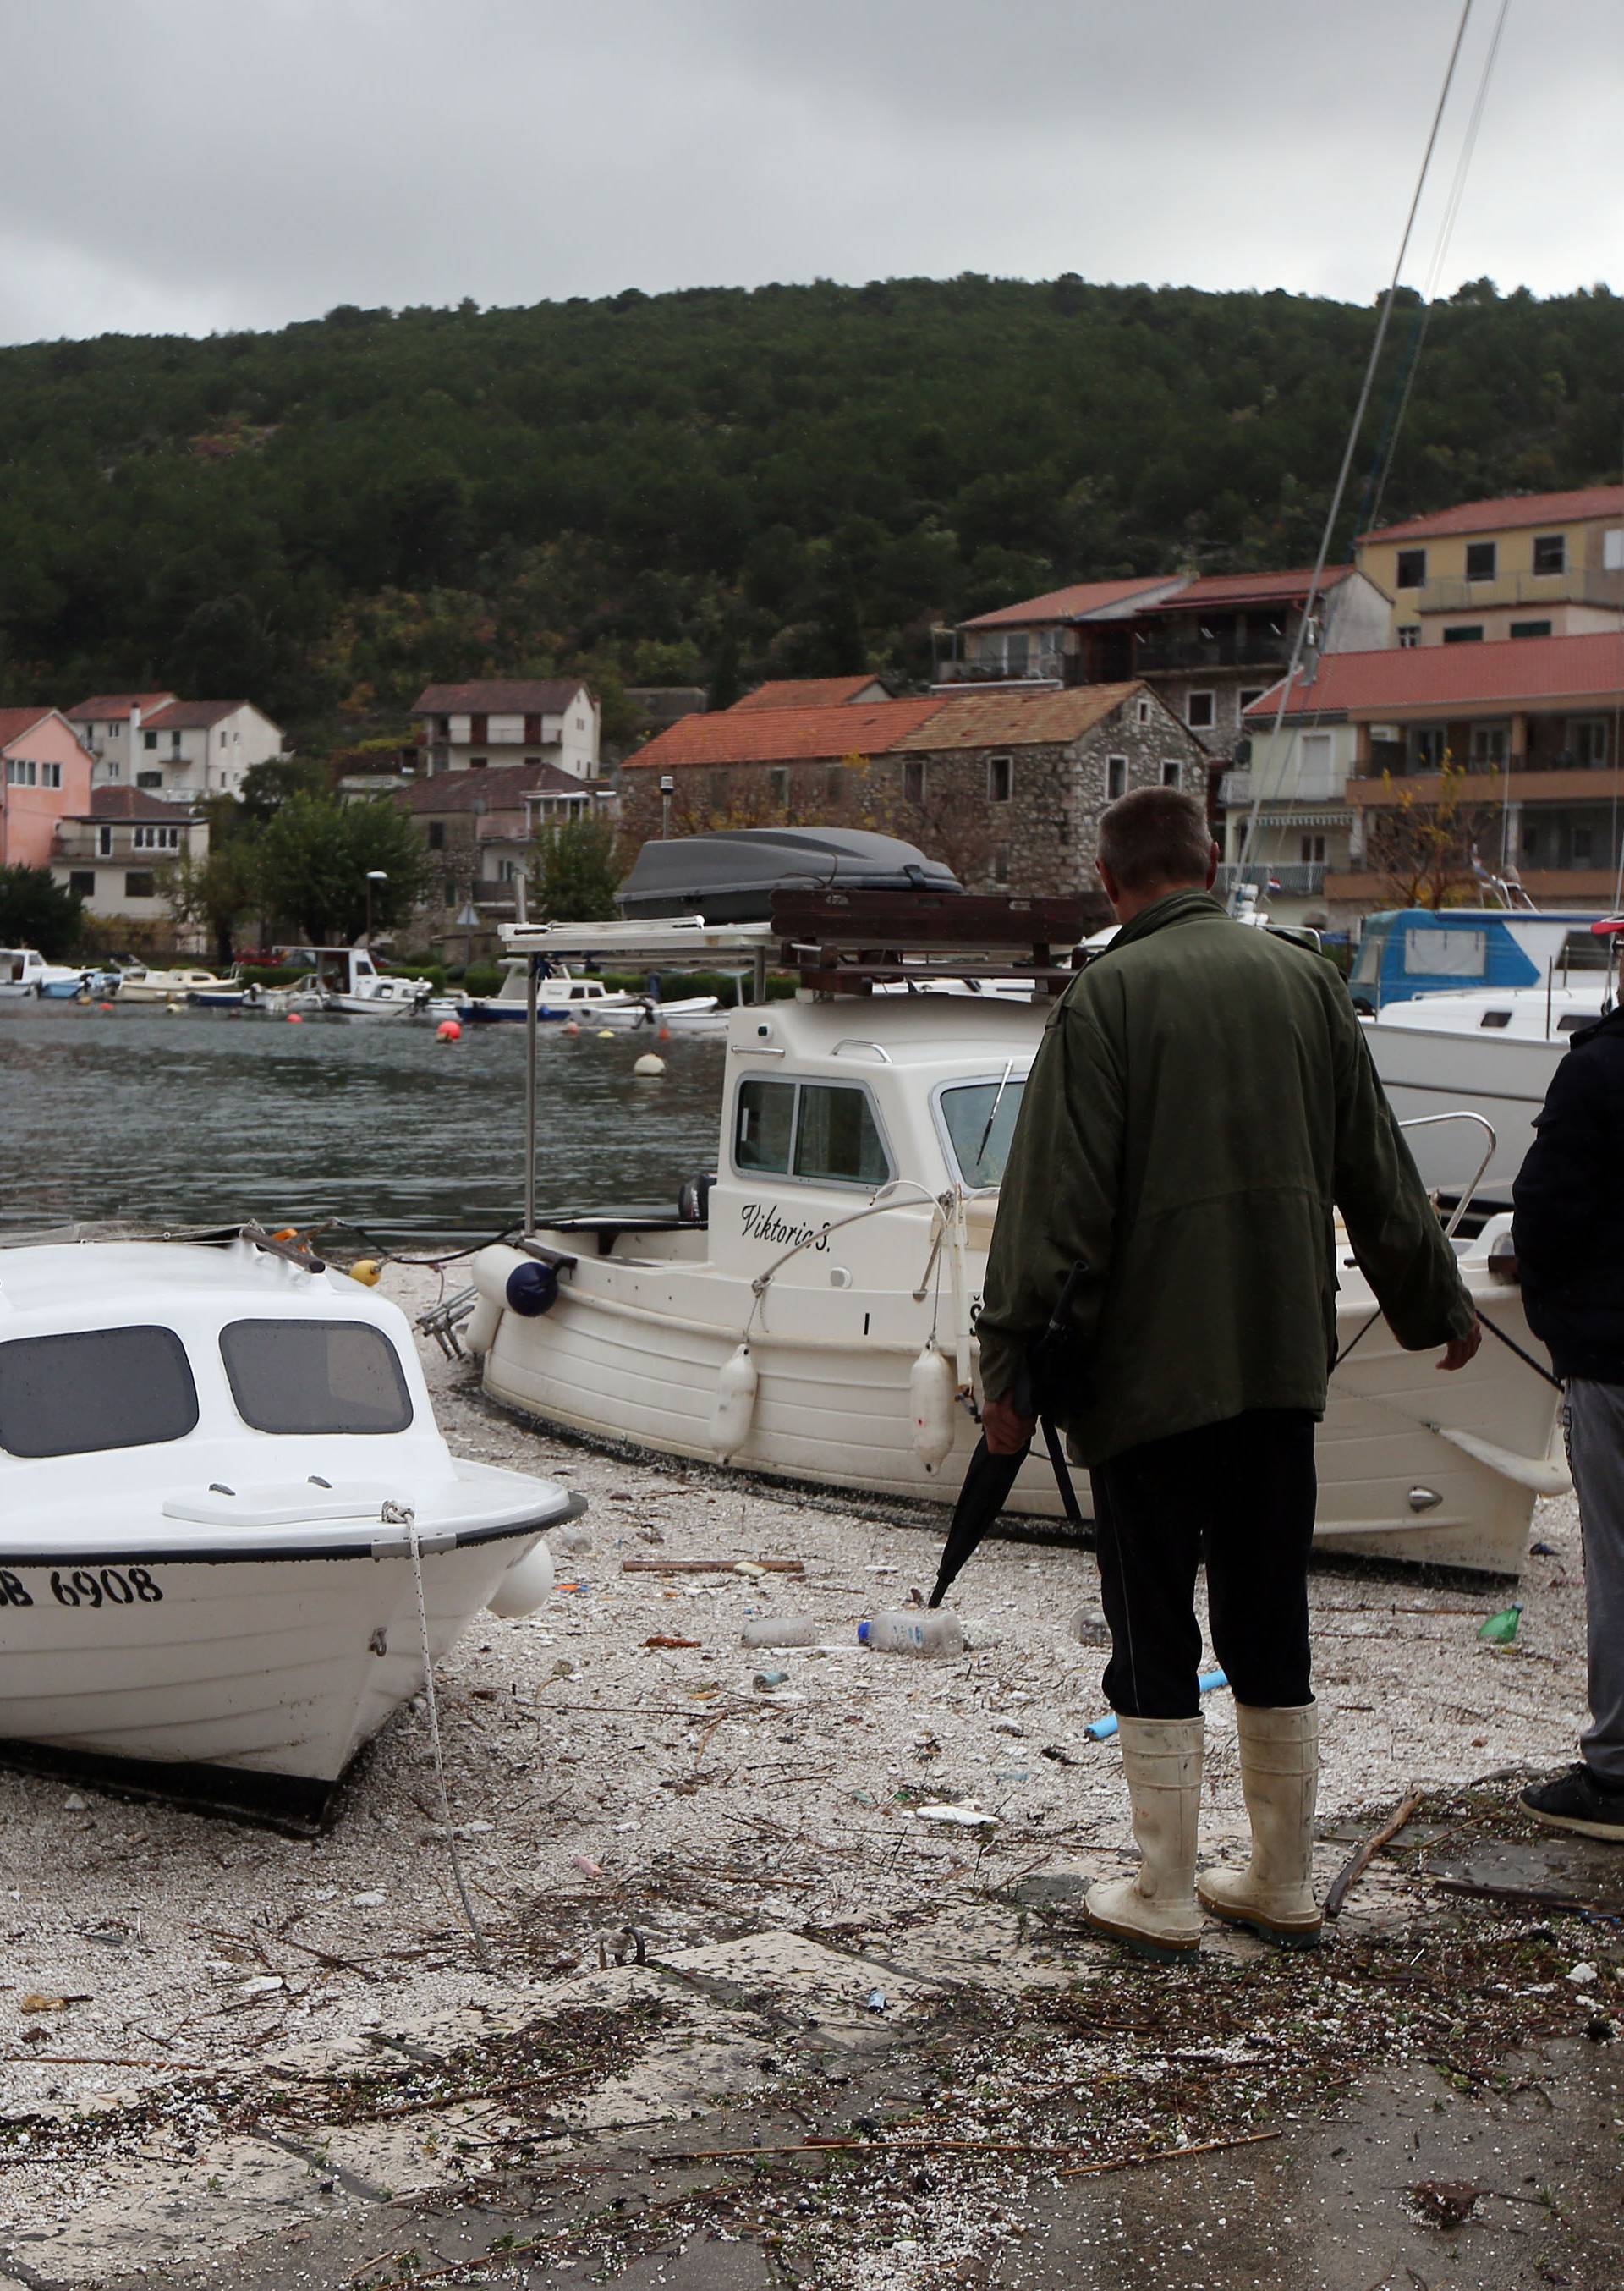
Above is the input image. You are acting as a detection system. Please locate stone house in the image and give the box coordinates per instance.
[620,682,1208,898]
[49,786,210,948]
[392,758,604,948]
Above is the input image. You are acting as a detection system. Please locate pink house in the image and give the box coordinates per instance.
[0,708,94,871]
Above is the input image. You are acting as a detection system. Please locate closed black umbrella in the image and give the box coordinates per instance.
[928,1263,1091,1608]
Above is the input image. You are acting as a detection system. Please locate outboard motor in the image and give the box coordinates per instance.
[678,1172,716,1224]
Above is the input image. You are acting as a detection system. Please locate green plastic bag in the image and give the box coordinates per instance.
[1478,1602,1523,1645]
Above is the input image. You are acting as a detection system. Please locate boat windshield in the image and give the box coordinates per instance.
[220,1320,414,1435]
[938,1075,1029,1189]
[0,1326,199,1457]
[1348,919,1391,989]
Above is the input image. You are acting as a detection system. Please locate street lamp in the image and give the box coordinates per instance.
[365,869,388,945]
[660,774,675,840]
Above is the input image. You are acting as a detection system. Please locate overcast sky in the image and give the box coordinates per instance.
[2,0,1616,345]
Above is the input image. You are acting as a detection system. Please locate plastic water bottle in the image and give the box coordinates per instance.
[857,1609,965,1657]
[741,1618,824,1649]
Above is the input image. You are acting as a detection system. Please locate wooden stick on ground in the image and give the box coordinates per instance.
[1325,1789,1425,1920]
[621,1558,805,1574]
[1058,2128,1283,2179]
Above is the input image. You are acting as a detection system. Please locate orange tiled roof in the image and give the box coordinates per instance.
[0,706,57,747]
[63,692,175,722]
[1135,566,1352,613]
[624,697,945,771]
[892,684,1147,750]
[1245,630,1624,720]
[1360,486,1624,547]
[732,676,887,711]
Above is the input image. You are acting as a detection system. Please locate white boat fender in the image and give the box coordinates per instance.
[909,1339,957,1473]
[465,1295,501,1355]
[710,1341,758,1460]
[1424,1421,1573,1497]
[486,1537,556,1618]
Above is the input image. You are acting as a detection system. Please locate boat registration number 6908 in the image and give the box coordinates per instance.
[0,1567,164,1609]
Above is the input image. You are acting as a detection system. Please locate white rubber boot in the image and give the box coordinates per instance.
[1198,1702,1322,1949]
[1084,1717,1204,1962]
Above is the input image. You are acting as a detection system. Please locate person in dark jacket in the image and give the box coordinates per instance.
[979,787,1479,1959]
[1512,999,1624,1842]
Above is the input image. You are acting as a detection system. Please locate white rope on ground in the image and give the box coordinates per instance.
[1233,0,1477,901]
[383,1498,496,1975]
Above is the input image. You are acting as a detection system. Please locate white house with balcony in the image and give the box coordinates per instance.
[411,679,601,781]
[1221,680,1363,927]
[50,786,211,947]
[65,694,283,801]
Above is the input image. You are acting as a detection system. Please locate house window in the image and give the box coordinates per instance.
[1522,825,1539,860]
[1573,828,1594,862]
[1239,689,1266,714]
[137,771,163,788]
[41,761,62,788]
[69,871,95,897]
[1106,755,1127,800]
[470,714,487,743]
[144,732,157,750]
[1442,625,1484,644]
[986,755,1013,803]
[1571,719,1610,767]
[1186,691,1215,730]
[1465,541,1497,582]
[1160,761,1182,788]
[825,764,845,805]
[1300,833,1327,864]
[1410,727,1448,772]
[469,755,487,769]
[1510,619,1553,639]
[124,871,156,898]
[1469,722,1509,766]
[1605,528,1624,572]
[426,820,446,849]
[97,827,112,857]
[1135,698,1151,725]
[218,729,227,747]
[770,766,791,810]
[993,846,1010,885]
[4,760,36,785]
[524,754,540,768]
[171,732,182,750]
[903,758,925,805]
[107,721,121,737]
[1532,534,1566,576]
[1395,548,1427,588]
[436,716,450,737]
[1396,624,1421,647]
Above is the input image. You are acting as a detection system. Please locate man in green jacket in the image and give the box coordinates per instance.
[978,787,1478,1959]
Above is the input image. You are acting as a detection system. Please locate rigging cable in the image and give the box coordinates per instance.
[1232,0,1476,901]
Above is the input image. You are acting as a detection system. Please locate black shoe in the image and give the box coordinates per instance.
[1521,1764,1624,1843]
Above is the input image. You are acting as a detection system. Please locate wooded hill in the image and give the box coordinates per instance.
[1,273,1619,748]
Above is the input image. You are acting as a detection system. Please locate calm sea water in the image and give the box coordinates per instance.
[0,1002,725,1241]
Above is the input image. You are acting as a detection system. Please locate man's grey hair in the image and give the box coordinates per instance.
[1096,785,1214,893]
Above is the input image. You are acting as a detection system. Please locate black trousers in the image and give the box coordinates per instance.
[1089,1409,1317,1720]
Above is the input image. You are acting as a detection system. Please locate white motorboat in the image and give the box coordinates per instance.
[326,973,437,1020]
[0,1231,581,1823]
[114,964,239,1003]
[458,958,722,1032]
[0,948,70,1000]
[461,907,1566,1578]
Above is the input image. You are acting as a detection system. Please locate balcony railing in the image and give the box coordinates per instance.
[1215,861,1326,897]
[935,651,1067,686]
[1415,567,1624,613]
[1133,634,1290,673]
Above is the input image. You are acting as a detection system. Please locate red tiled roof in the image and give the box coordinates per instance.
[1135,566,1352,614]
[892,684,1149,751]
[1360,486,1624,546]
[70,786,197,821]
[625,697,946,771]
[63,692,175,722]
[732,676,888,711]
[1246,631,1624,720]
[960,576,1182,630]
[143,699,255,731]
[0,706,56,747]
[392,761,585,815]
[412,679,590,715]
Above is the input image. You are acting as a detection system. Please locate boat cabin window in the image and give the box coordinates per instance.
[1557,1014,1593,1034]
[937,1077,1029,1187]
[734,1079,890,1188]
[0,1326,199,1457]
[220,1320,414,1435]
[1479,1010,1512,1029]
[1402,927,1486,979]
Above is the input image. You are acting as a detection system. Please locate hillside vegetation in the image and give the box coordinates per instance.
[1,273,1619,744]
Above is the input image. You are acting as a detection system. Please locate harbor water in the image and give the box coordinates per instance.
[0,1000,724,1239]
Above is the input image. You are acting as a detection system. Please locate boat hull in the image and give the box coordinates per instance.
[1367,1019,1562,1201]
[480,1247,1559,1577]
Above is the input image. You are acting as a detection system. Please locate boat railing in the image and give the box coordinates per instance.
[1396,1111,1497,1238]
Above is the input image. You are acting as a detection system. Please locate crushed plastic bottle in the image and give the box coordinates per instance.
[857,1609,965,1658]
[741,1618,824,1649]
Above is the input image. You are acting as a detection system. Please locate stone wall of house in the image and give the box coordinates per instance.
[619,700,1209,899]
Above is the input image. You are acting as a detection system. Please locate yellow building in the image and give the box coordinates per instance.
[1357,483,1624,647]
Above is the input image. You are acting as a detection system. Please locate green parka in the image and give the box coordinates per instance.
[975,890,1475,1464]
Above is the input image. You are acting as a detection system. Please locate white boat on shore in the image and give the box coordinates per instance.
[0,1230,581,1823]
[114,964,239,1004]
[460,905,1566,1578]
[459,958,723,1032]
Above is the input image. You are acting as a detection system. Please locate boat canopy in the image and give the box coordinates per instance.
[617,827,963,922]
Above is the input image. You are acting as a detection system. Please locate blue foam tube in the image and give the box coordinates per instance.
[1083,1668,1229,1742]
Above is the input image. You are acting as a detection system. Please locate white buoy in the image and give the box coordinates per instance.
[633,1051,666,1077]
[909,1338,957,1472]
[710,1341,759,1460]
